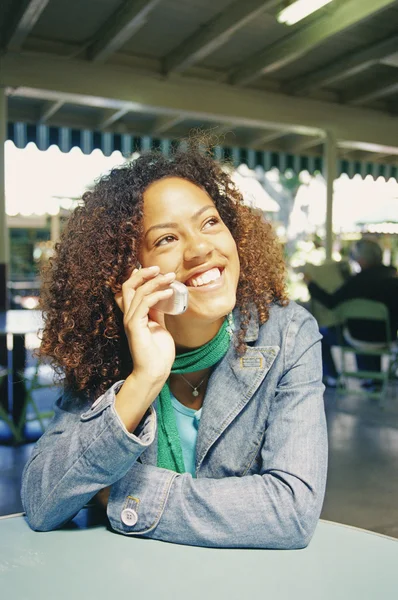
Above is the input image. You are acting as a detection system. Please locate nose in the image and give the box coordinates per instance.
[183,231,214,263]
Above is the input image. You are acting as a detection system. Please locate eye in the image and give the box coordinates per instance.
[203,217,220,229]
[155,235,176,247]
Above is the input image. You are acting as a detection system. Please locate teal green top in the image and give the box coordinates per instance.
[170,391,202,478]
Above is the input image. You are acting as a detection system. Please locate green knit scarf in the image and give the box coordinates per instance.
[157,314,234,473]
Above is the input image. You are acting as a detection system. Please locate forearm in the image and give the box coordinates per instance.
[308,279,356,310]
[159,471,323,549]
[22,384,156,531]
[308,282,336,309]
[107,464,326,549]
[115,372,165,433]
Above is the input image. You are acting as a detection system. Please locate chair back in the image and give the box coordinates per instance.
[306,260,350,327]
[334,299,391,344]
[335,299,389,321]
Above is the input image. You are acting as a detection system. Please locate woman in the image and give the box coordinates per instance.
[22,143,327,548]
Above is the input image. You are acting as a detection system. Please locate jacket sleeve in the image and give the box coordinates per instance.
[106,311,328,549]
[21,381,156,531]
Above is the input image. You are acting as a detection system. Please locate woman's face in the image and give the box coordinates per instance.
[140,176,240,325]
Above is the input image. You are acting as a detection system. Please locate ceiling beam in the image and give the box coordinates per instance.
[2,52,398,154]
[386,99,398,116]
[342,150,367,161]
[249,130,287,148]
[285,34,398,96]
[151,115,184,135]
[230,0,397,86]
[368,152,394,163]
[2,0,50,50]
[344,76,398,105]
[338,148,355,159]
[338,140,398,156]
[8,105,97,129]
[87,0,161,62]
[97,108,130,130]
[8,105,39,123]
[289,136,325,153]
[38,99,64,123]
[163,0,277,74]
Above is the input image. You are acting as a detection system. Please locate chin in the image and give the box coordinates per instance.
[189,296,236,323]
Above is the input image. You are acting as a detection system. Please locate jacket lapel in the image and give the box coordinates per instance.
[195,335,279,471]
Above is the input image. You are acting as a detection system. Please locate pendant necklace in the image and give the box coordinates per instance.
[179,374,207,397]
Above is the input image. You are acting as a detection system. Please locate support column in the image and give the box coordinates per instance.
[50,212,60,243]
[0,87,9,415]
[323,131,337,261]
[0,86,8,310]
[0,89,28,434]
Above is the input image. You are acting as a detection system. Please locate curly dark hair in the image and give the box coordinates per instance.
[38,141,288,399]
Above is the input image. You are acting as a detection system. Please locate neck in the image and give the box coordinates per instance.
[169,368,210,409]
[165,315,224,352]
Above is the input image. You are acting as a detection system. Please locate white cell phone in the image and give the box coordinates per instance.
[155,280,188,315]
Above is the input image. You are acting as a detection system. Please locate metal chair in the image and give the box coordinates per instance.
[17,360,56,435]
[0,361,56,443]
[334,299,396,404]
[0,366,21,441]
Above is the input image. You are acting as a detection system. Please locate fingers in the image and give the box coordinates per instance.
[114,269,140,313]
[116,266,159,313]
[115,265,165,313]
[124,271,176,323]
[130,288,174,323]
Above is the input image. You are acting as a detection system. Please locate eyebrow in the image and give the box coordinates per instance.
[145,205,215,238]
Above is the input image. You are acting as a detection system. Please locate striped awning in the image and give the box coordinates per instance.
[7,122,398,180]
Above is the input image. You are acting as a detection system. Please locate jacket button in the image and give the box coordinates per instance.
[121,508,138,526]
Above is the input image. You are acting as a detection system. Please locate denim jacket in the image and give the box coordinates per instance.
[22,301,327,549]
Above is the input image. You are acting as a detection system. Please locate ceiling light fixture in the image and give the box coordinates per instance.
[277,0,334,26]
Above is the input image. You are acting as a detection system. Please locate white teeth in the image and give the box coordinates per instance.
[188,267,221,287]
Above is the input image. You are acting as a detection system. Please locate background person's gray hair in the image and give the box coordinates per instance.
[351,239,383,266]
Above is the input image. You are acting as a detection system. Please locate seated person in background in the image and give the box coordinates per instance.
[304,239,397,389]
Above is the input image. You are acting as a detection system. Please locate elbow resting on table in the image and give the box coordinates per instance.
[258,478,322,550]
[288,486,324,549]
[288,502,322,549]
[286,526,314,550]
[24,512,57,532]
[269,514,317,550]
[23,503,72,532]
[22,484,78,532]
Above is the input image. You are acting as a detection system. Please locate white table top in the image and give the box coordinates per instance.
[0,513,397,599]
[0,310,43,335]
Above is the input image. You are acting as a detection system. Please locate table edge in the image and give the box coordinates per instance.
[1,513,397,543]
[319,518,398,542]
[0,512,25,520]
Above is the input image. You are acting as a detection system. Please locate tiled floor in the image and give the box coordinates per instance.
[1,370,398,537]
[321,385,398,538]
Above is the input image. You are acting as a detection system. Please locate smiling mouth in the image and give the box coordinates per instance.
[185,267,224,288]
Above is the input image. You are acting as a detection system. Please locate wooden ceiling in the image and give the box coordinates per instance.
[1,0,397,164]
